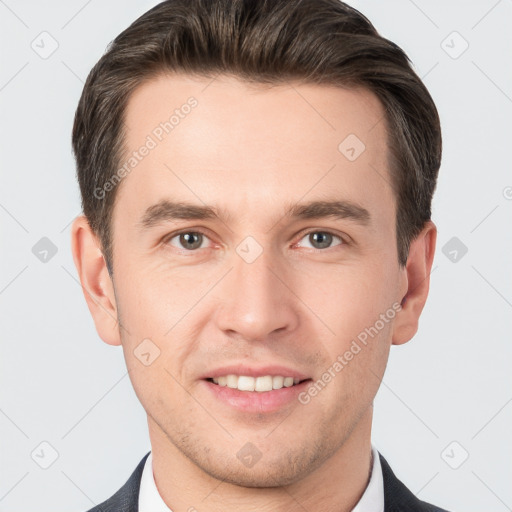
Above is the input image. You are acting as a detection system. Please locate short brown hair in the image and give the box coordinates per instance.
[72,0,442,273]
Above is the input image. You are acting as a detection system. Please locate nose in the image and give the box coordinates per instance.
[213,245,299,341]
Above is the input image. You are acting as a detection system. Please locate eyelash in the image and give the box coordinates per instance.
[162,228,347,253]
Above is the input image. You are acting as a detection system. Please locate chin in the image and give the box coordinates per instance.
[204,464,302,488]
[196,443,328,489]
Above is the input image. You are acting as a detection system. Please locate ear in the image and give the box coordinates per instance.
[392,221,437,345]
[71,215,121,346]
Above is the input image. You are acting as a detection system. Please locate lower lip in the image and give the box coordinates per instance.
[201,379,312,413]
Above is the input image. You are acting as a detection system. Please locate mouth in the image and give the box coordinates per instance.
[201,375,313,413]
[204,375,312,393]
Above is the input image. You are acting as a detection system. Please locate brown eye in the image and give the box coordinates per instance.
[168,232,206,250]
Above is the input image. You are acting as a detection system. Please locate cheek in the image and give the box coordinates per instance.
[113,260,207,382]
[115,257,218,337]
[123,354,189,426]
[292,260,397,400]
[326,315,392,407]
[295,262,397,340]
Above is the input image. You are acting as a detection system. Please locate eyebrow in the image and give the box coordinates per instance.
[138,198,371,230]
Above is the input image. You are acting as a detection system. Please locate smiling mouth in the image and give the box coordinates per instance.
[205,375,312,392]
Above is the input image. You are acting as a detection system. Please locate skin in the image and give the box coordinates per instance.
[71,74,436,512]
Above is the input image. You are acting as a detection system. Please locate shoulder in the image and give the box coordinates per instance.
[379,452,451,512]
[84,452,150,512]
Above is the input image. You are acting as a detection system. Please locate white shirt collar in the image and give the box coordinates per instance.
[352,445,384,512]
[139,445,384,512]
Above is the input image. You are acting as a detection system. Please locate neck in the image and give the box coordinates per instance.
[148,407,374,512]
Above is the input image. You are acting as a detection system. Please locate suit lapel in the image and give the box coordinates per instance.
[87,452,150,512]
[379,452,447,512]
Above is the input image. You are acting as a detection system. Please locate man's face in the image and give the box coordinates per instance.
[108,74,407,486]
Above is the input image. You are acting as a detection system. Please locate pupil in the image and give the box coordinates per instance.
[310,232,332,249]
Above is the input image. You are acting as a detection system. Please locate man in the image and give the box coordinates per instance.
[70,0,448,510]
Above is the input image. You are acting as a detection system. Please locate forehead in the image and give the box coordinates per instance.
[115,73,394,230]
[123,73,388,155]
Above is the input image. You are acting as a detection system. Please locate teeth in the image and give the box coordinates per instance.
[211,374,303,392]
[226,374,238,388]
[284,377,294,387]
[238,375,255,391]
[255,375,272,392]
[273,376,284,389]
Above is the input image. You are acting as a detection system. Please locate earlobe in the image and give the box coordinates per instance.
[71,215,122,346]
[392,221,437,345]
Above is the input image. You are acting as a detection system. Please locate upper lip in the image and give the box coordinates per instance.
[202,364,311,380]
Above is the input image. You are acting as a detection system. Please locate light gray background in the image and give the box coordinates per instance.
[1,1,511,511]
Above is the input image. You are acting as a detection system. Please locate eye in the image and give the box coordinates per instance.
[163,229,345,252]
[166,231,210,251]
[296,230,344,250]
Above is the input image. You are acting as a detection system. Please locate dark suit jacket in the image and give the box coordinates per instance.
[85,451,450,512]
